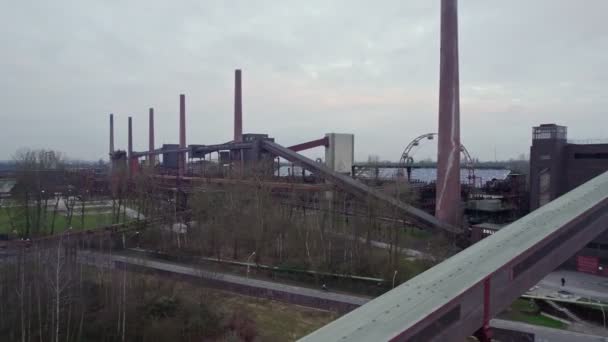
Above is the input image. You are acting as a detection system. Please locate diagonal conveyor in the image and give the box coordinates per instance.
[261,140,459,233]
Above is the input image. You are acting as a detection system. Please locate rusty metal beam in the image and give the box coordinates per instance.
[352,161,507,170]
[153,174,331,192]
[131,142,253,158]
[288,137,329,152]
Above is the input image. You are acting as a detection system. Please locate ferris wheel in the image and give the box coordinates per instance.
[398,133,476,185]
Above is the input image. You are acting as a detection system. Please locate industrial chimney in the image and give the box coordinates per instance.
[149,108,155,167]
[179,94,186,176]
[436,0,462,227]
[234,69,243,143]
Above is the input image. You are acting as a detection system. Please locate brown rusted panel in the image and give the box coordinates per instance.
[288,137,330,152]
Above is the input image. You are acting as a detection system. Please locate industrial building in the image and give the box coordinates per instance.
[529,123,608,275]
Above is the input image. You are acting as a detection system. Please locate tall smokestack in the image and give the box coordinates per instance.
[128,116,133,158]
[109,113,115,155]
[234,69,243,143]
[109,113,115,173]
[149,108,155,167]
[436,0,461,227]
[179,94,186,176]
[128,116,133,176]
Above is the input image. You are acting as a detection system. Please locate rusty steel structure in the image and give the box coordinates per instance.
[287,137,329,152]
[59,1,608,340]
[262,140,457,232]
[436,0,461,228]
[107,67,461,233]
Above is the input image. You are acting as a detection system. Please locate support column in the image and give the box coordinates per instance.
[179,94,186,176]
[436,0,461,227]
[149,107,155,167]
[473,277,493,342]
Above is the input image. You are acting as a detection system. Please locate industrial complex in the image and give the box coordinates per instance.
[1,1,607,342]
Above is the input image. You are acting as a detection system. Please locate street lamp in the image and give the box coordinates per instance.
[121,231,140,249]
[246,251,256,278]
[392,270,398,289]
[595,298,606,329]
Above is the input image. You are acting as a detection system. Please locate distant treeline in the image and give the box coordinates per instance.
[0,160,15,172]
[472,159,529,174]
[357,158,530,174]
[0,160,105,173]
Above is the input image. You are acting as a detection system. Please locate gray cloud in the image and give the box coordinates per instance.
[1,0,606,162]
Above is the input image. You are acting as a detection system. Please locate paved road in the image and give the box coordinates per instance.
[534,270,608,302]
[55,199,143,219]
[331,232,436,260]
[77,251,608,341]
[78,250,370,310]
[491,319,608,342]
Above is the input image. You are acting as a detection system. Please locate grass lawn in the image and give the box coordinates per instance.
[0,207,130,235]
[397,257,433,279]
[101,272,337,341]
[0,208,12,233]
[509,312,566,329]
[215,292,337,341]
[360,246,434,287]
[502,299,566,329]
[403,226,433,240]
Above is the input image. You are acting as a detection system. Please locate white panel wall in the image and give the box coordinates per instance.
[325,133,354,175]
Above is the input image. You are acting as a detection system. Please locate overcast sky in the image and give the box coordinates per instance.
[1,0,606,162]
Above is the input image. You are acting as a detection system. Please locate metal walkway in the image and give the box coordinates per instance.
[300,171,608,341]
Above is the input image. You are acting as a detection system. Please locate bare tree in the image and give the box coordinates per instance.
[12,149,66,237]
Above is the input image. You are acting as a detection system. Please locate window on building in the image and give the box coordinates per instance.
[574,153,608,159]
[587,242,608,250]
[539,169,551,207]
[533,125,567,141]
